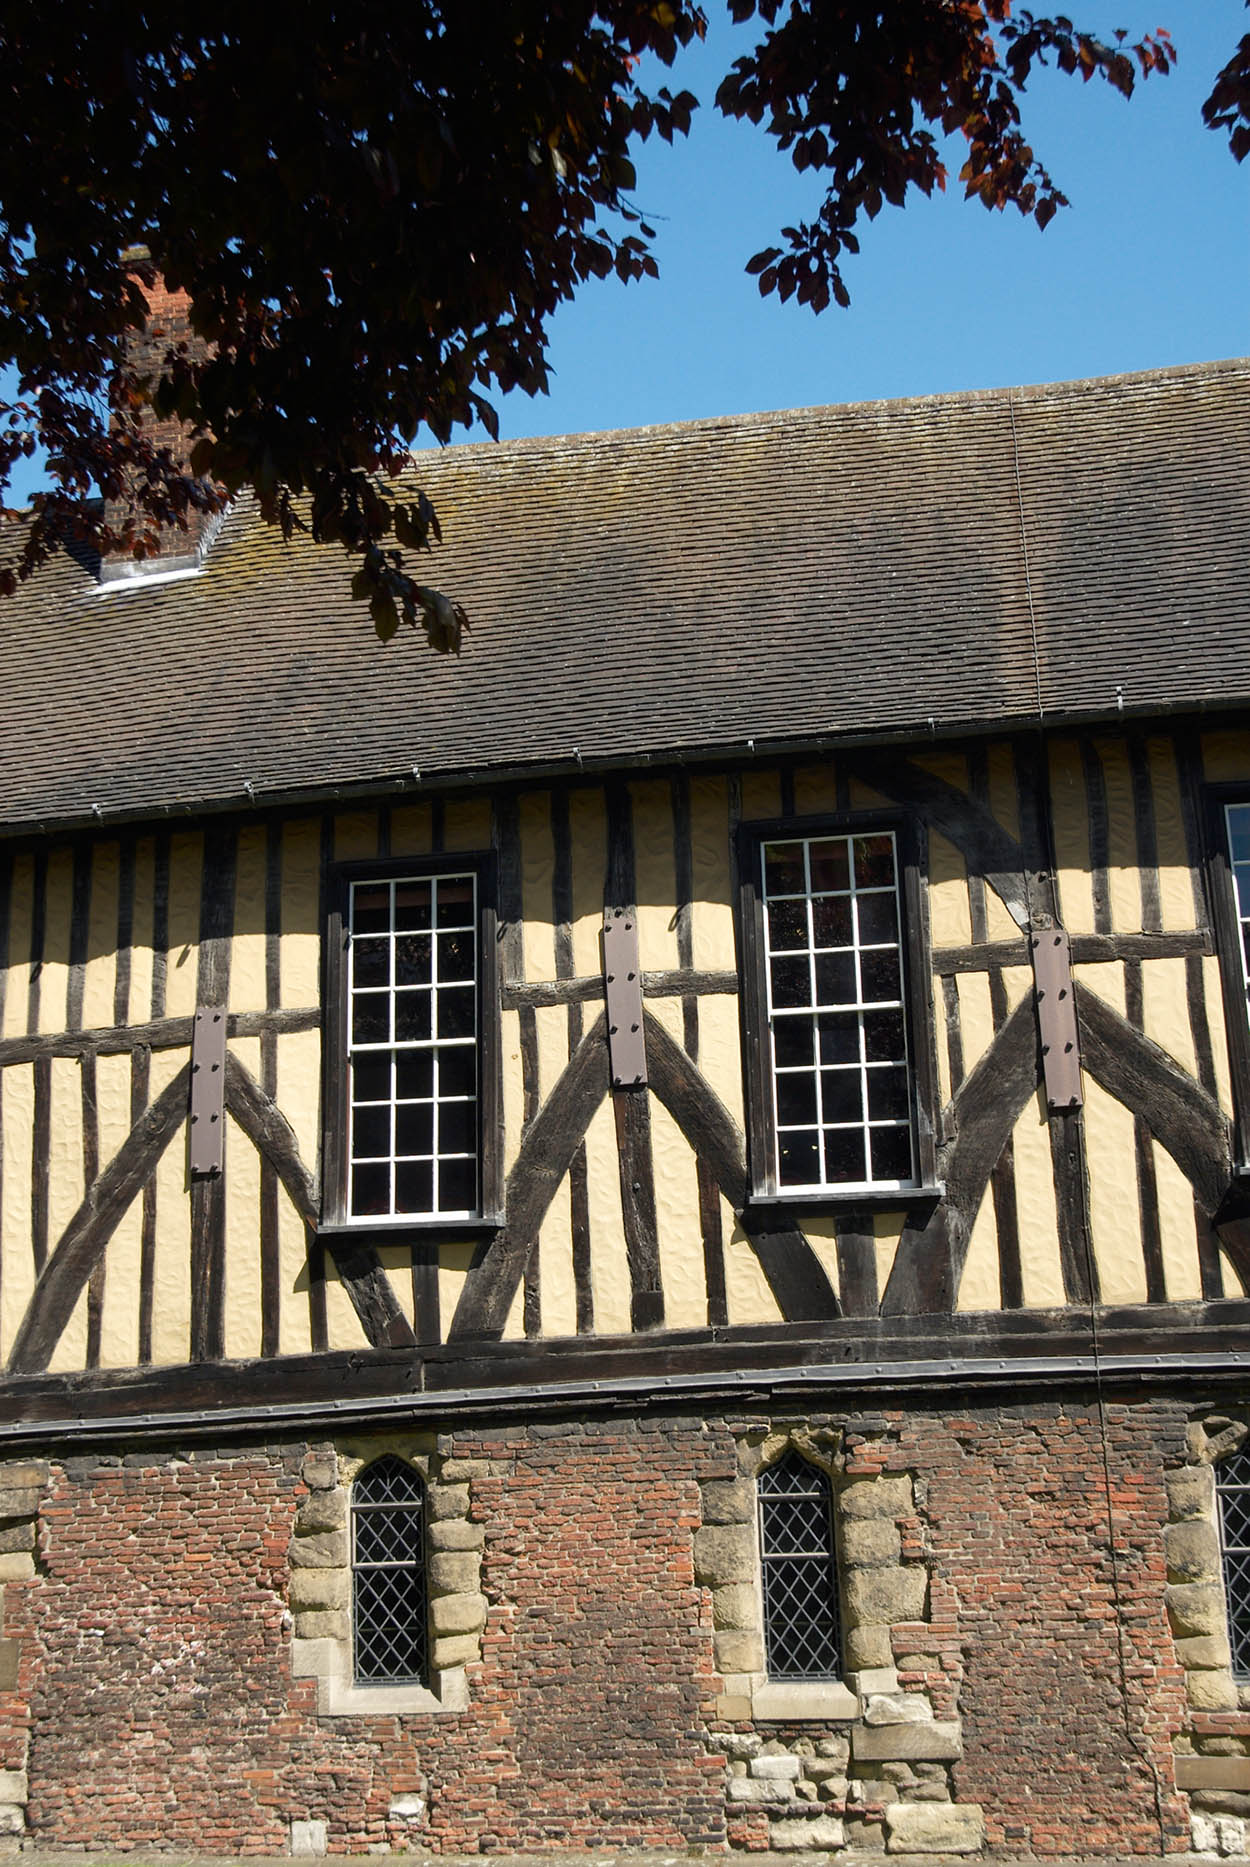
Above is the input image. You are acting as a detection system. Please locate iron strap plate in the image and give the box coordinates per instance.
[189,1003,227,1175]
[603,906,647,1088]
[1031,928,1082,1110]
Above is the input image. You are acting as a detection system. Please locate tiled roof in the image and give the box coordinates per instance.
[1,357,1247,832]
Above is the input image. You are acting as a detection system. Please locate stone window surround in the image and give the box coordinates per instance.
[1166,1414,1250,1717]
[288,1436,489,1717]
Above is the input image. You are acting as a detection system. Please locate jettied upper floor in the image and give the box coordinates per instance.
[0,358,1248,1441]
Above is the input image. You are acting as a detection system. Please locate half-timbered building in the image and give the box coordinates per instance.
[0,356,1247,1856]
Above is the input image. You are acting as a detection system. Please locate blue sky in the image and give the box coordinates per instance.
[5,3,1248,502]
[486,0,1249,442]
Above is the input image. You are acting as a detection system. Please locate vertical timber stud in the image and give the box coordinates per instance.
[604,781,664,1331]
[1030,929,1082,1111]
[189,1006,227,1175]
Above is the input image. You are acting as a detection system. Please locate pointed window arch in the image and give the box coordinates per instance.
[758,1450,842,1679]
[351,1455,428,1684]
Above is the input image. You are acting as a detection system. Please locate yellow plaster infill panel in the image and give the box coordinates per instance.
[650,1089,709,1333]
[0,1064,34,1362]
[955,972,995,1077]
[1002,965,1032,1014]
[501,1008,525,1179]
[631,780,680,974]
[534,1002,572,1106]
[584,1094,631,1336]
[984,880,1024,945]
[81,841,120,1033]
[127,839,155,1025]
[164,833,203,1020]
[1073,960,1127,1020]
[1224,1252,1247,1300]
[149,1045,192,1366]
[322,1248,370,1351]
[274,1027,322,1186]
[229,825,268,1016]
[692,994,746,1133]
[94,1053,142,1369]
[986,742,1021,842]
[849,777,888,811]
[1095,738,1142,934]
[800,1216,840,1303]
[569,787,607,979]
[374,1246,417,1333]
[689,776,735,973]
[874,1210,901,1299]
[1142,957,1198,1079]
[1013,1087,1065,1308]
[1048,739,1096,938]
[222,1107,264,1363]
[47,1056,85,1258]
[280,818,322,1010]
[1201,731,1250,786]
[334,811,380,863]
[1155,1142,1203,1303]
[389,802,433,857]
[793,764,839,816]
[538,1175,577,1340]
[724,1213,784,1327]
[1149,738,1199,931]
[48,1287,89,1376]
[928,833,972,948]
[2,853,33,1039]
[911,750,970,793]
[933,980,952,1112]
[1205,955,1235,1120]
[1082,1073,1146,1305]
[443,795,491,851]
[520,791,557,985]
[956,1192,1000,1312]
[40,846,73,1035]
[438,1240,476,1344]
[502,1272,525,1342]
[740,771,781,822]
[278,1201,314,1357]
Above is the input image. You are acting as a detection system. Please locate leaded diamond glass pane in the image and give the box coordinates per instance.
[352,1456,427,1683]
[1218,1449,1250,1680]
[758,1452,841,1679]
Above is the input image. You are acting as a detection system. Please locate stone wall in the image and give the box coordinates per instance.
[0,1392,1212,1856]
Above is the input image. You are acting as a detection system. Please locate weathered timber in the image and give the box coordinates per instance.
[1124,959,1166,1303]
[605,779,663,1329]
[1080,739,1113,935]
[502,968,738,1010]
[987,970,1023,1311]
[0,1005,319,1069]
[834,1213,878,1318]
[8,1063,192,1374]
[1129,733,1163,934]
[222,1051,316,1224]
[320,1232,416,1350]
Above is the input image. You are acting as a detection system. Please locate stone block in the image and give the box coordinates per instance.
[845,1623,894,1669]
[804,1758,849,1782]
[702,1479,755,1524]
[851,1666,900,1696]
[388,1794,426,1821]
[726,1779,788,1805]
[294,1491,346,1534]
[845,1564,927,1627]
[0,1805,23,1836]
[0,1490,40,1524]
[903,1783,952,1803]
[713,1583,760,1632]
[0,1464,47,1491]
[289,1531,348,1569]
[289,1568,348,1611]
[841,1477,912,1521]
[429,1592,486,1637]
[852,1723,963,1763]
[750,1754,801,1781]
[885,1801,984,1853]
[842,1518,902,1568]
[715,1695,753,1721]
[429,1633,482,1670]
[1166,1517,1221,1583]
[292,1609,349,1643]
[1168,1463,1215,1521]
[0,1775,26,1807]
[1190,1812,1221,1857]
[427,1518,486,1552]
[301,1451,337,1491]
[425,1484,471,1523]
[1195,1791,1250,1818]
[1178,1633,1234,1670]
[719,1732,763,1761]
[427,1551,481,1597]
[1177,1757,1250,1792]
[865,1693,933,1726]
[0,1526,34,1557]
[816,1736,850,1761]
[769,1815,846,1849]
[1189,1669,1241,1711]
[290,1818,328,1857]
[0,1641,18,1692]
[437,1459,489,1481]
[694,1522,756,1585]
[1166,1582,1227,1637]
[714,1629,765,1675]
[0,1556,33,1585]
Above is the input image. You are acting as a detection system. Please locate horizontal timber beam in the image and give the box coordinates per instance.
[0,1005,319,1069]
[933,928,1212,976]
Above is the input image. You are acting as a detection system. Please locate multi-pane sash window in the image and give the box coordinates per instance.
[352,1455,428,1684]
[1217,1447,1250,1680]
[340,867,484,1221]
[1207,796,1250,1173]
[1225,804,1250,1022]
[758,1451,841,1679]
[759,829,916,1192]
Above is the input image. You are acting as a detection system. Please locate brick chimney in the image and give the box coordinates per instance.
[100,252,223,585]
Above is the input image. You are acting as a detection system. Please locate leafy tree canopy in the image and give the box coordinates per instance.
[0,2,1245,642]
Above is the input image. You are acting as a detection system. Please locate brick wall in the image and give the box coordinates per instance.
[2,1396,1202,1854]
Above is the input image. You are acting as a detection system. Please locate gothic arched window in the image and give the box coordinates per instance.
[1217,1446,1250,1679]
[351,1455,428,1684]
[758,1450,841,1679]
